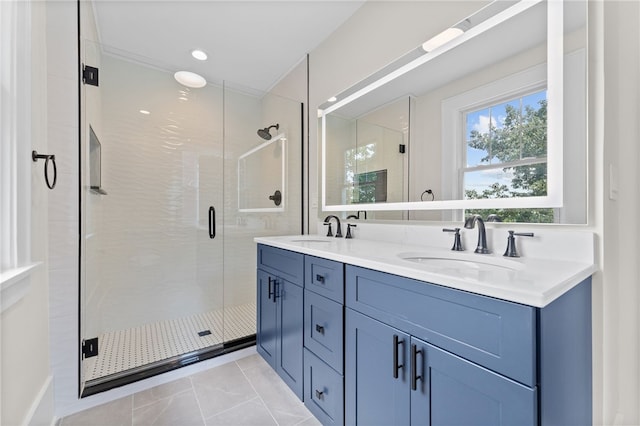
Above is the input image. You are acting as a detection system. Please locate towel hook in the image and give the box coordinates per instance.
[32,150,57,190]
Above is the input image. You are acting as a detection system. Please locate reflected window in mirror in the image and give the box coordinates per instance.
[462,88,553,223]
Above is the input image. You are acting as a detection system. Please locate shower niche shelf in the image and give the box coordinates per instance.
[89,126,108,195]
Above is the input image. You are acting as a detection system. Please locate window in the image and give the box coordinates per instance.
[1,0,37,311]
[442,62,556,223]
[463,90,547,199]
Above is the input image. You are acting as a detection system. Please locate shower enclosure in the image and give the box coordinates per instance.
[79,35,302,395]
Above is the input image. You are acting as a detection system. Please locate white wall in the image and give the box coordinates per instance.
[308,1,640,424]
[1,1,54,425]
[599,2,640,424]
[46,0,81,419]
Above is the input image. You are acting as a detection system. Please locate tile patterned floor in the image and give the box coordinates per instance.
[85,303,257,381]
[63,354,321,426]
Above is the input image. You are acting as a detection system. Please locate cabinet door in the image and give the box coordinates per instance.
[277,278,304,399]
[257,270,277,368]
[345,309,410,426]
[410,337,537,426]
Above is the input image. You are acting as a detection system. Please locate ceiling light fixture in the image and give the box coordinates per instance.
[174,71,207,88]
[191,49,208,61]
[421,27,464,52]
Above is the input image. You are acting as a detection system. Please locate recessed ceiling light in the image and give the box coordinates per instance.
[328,96,337,102]
[191,49,208,61]
[421,27,464,52]
[174,71,207,88]
[139,109,150,115]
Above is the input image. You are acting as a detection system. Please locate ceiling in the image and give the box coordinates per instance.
[92,1,365,93]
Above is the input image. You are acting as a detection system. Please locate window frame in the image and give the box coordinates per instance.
[441,62,547,204]
[1,0,38,312]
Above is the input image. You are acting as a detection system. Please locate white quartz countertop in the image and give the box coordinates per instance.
[254,234,597,308]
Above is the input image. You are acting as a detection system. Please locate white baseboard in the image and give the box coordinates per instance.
[23,375,55,426]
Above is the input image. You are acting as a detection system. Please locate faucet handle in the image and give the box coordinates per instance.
[442,228,464,251]
[503,230,534,257]
[346,224,357,239]
[323,222,333,237]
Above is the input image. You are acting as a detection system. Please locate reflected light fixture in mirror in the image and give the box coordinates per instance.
[421,27,464,52]
[174,71,207,88]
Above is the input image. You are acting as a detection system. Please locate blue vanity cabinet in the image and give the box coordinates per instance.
[345,309,410,426]
[410,337,537,426]
[257,269,277,366]
[303,255,345,425]
[345,264,592,425]
[345,309,536,426]
[256,244,592,425]
[256,244,304,399]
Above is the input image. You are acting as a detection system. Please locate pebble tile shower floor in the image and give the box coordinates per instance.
[63,354,321,426]
[85,303,256,381]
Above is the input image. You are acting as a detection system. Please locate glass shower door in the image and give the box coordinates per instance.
[80,39,225,389]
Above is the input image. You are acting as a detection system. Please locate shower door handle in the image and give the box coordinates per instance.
[208,206,216,239]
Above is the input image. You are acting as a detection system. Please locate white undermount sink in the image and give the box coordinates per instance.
[397,252,525,272]
[288,237,332,243]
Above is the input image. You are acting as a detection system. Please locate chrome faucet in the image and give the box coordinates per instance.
[464,215,490,254]
[323,215,342,238]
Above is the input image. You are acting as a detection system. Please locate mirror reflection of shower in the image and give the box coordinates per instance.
[257,123,279,140]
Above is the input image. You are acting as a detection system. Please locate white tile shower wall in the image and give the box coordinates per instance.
[47,0,82,418]
[91,53,226,332]
[81,24,304,386]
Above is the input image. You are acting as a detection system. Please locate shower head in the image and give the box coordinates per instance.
[257,124,279,140]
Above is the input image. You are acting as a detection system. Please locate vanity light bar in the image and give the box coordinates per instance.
[421,27,464,53]
[320,0,543,116]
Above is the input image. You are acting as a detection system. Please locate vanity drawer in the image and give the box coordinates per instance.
[345,265,536,386]
[304,290,344,374]
[257,244,304,286]
[305,255,344,303]
[304,349,344,426]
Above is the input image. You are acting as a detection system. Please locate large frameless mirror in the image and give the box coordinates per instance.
[319,0,587,224]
